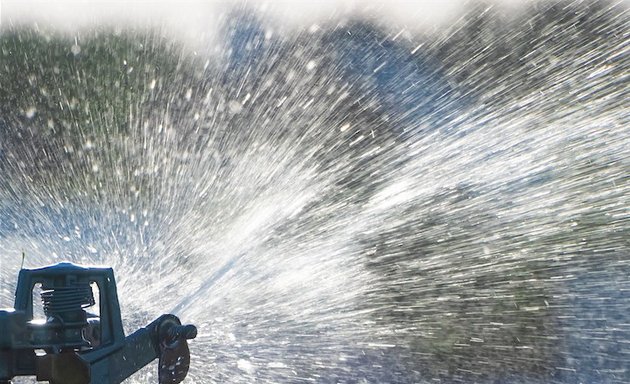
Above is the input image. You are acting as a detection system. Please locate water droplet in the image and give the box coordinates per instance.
[237,359,255,374]
[228,100,243,114]
[24,107,37,119]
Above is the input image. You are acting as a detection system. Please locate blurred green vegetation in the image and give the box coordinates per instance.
[0,27,190,135]
[0,27,201,201]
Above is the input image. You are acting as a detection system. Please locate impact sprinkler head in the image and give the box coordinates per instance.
[0,262,197,384]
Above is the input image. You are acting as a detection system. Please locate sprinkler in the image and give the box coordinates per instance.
[0,262,197,384]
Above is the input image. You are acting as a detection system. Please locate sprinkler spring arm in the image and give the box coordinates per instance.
[69,314,197,384]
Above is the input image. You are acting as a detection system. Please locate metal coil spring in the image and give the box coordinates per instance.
[41,283,95,316]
